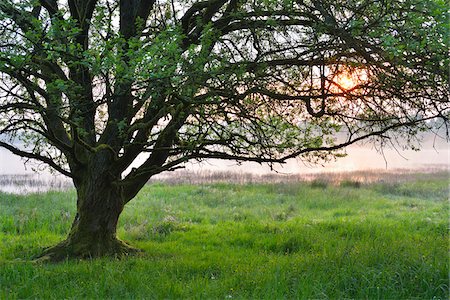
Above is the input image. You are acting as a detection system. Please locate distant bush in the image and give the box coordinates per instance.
[340,180,362,188]
[310,179,328,189]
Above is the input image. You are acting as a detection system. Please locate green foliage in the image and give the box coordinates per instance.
[0,173,448,299]
[0,0,448,182]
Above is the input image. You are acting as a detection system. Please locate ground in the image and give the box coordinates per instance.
[0,171,448,299]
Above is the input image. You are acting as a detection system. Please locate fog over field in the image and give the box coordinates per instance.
[1,134,448,176]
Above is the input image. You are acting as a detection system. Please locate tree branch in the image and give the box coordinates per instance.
[0,141,72,177]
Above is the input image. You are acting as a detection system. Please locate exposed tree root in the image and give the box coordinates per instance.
[34,237,141,263]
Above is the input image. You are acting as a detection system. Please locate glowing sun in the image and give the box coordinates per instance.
[333,69,368,91]
[337,74,356,90]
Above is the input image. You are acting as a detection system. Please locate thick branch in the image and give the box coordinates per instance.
[39,0,58,16]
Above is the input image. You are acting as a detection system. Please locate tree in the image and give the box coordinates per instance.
[0,0,448,261]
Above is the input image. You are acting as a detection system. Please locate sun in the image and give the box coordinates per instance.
[333,69,368,92]
[337,74,356,90]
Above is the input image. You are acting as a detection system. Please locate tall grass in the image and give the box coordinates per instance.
[0,171,448,299]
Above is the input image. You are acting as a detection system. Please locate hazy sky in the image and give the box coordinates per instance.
[1,137,448,176]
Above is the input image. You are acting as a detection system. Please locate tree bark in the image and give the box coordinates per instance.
[36,168,138,262]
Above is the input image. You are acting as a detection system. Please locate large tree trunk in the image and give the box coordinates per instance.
[37,169,138,262]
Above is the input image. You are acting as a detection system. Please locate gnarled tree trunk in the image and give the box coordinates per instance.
[37,166,138,262]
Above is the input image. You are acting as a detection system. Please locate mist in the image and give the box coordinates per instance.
[1,135,448,176]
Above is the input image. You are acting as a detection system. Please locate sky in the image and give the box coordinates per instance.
[0,135,448,176]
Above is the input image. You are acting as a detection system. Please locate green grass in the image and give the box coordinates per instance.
[0,172,448,299]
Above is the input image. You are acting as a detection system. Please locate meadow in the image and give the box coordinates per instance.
[0,171,448,299]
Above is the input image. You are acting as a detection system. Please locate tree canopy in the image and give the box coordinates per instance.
[0,0,448,260]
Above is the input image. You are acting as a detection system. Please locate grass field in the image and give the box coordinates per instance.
[0,171,448,299]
